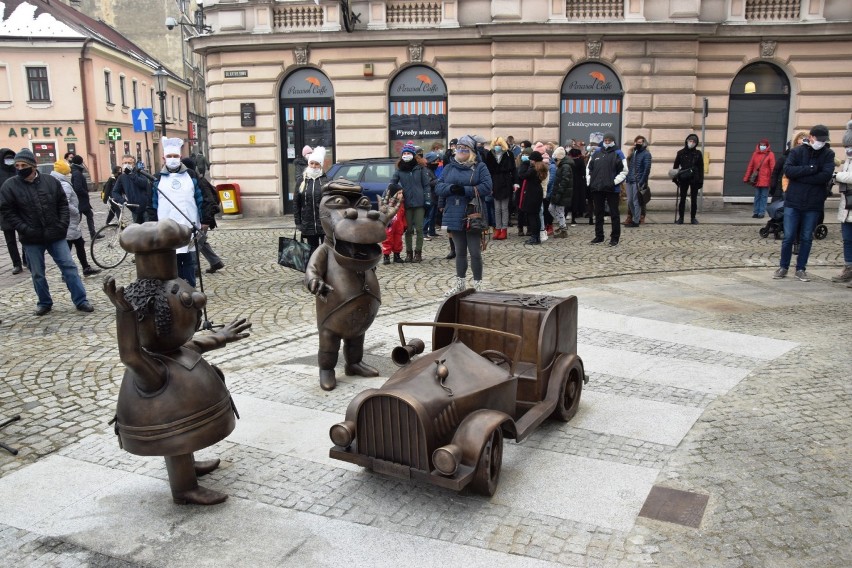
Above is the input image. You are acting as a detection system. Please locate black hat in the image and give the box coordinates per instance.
[71,155,84,165]
[530,151,544,162]
[449,138,458,145]
[809,124,830,142]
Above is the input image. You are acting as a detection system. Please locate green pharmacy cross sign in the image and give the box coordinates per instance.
[107,127,122,141]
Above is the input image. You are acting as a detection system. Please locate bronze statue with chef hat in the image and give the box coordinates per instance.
[104,219,251,505]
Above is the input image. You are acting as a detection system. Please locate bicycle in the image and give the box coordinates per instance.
[90,198,140,269]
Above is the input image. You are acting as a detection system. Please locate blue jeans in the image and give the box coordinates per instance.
[780,207,821,271]
[753,186,769,216]
[423,203,437,236]
[177,252,197,287]
[626,181,642,224]
[24,239,88,309]
[842,222,852,265]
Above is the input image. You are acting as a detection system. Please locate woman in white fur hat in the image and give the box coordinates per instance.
[294,146,328,254]
[831,120,852,285]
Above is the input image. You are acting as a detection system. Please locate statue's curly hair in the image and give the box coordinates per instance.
[123,279,172,337]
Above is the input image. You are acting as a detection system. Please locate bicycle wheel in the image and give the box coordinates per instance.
[90,224,128,269]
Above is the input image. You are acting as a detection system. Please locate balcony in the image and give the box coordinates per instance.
[745,0,801,22]
[566,0,624,20]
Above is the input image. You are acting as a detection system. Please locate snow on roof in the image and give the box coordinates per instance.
[0,1,84,38]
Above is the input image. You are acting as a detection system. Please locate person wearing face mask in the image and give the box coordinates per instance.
[0,147,27,274]
[743,138,776,219]
[151,138,206,287]
[775,124,836,282]
[484,137,516,240]
[0,148,93,315]
[586,132,627,246]
[832,120,852,286]
[389,143,431,262]
[113,154,153,225]
[102,165,122,225]
[513,147,534,236]
[294,146,328,256]
[625,135,652,228]
[672,133,704,225]
[69,155,97,240]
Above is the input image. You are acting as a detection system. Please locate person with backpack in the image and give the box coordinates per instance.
[182,157,225,274]
[743,138,776,219]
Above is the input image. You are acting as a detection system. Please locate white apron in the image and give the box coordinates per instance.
[157,172,198,253]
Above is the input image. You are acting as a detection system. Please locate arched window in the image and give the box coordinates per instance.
[388,66,447,156]
[560,63,624,147]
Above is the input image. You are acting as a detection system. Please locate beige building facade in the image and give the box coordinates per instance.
[194,0,852,216]
[0,0,190,185]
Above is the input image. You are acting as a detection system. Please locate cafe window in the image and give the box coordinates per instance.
[26,66,50,101]
[104,70,113,104]
[388,66,447,156]
[559,62,624,148]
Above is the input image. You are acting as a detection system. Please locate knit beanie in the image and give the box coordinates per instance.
[53,160,71,175]
[530,151,544,162]
[401,143,417,155]
[71,155,84,165]
[14,148,37,167]
[552,147,566,161]
[302,145,313,158]
[843,120,852,147]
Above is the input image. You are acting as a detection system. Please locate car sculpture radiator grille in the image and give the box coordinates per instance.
[357,395,428,470]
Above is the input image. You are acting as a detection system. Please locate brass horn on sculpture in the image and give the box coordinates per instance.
[392,338,425,366]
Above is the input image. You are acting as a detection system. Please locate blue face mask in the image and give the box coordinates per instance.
[521,155,530,162]
[493,147,503,155]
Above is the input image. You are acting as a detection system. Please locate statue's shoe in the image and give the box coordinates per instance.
[345,362,379,377]
[172,485,228,506]
[320,369,337,391]
[194,458,221,477]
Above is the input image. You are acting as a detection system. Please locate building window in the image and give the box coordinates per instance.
[150,87,156,116]
[26,66,50,101]
[132,79,138,108]
[171,95,175,119]
[177,97,182,122]
[104,70,113,104]
[119,75,127,107]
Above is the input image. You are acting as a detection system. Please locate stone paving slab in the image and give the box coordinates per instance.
[1,208,849,567]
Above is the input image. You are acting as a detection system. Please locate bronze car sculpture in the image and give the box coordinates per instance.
[305,178,398,391]
[329,290,587,495]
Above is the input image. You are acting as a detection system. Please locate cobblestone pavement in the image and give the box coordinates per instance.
[0,204,849,567]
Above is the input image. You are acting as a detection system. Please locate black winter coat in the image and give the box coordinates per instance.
[70,164,92,213]
[673,145,704,188]
[484,151,517,200]
[550,159,574,207]
[0,173,70,244]
[783,143,835,212]
[0,147,16,231]
[294,174,327,236]
[517,162,544,214]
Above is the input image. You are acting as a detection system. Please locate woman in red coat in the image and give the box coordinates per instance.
[743,138,776,219]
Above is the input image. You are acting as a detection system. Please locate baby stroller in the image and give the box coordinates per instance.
[758,200,828,252]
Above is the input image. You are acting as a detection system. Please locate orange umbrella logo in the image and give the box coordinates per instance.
[305,76,322,87]
[589,71,606,82]
[416,74,432,84]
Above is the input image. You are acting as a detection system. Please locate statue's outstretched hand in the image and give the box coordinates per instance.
[219,318,252,343]
[103,277,134,312]
[307,277,334,301]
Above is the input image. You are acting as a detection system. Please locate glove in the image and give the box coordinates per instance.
[451,185,465,195]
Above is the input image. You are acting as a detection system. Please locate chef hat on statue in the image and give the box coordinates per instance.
[308,146,326,166]
[161,137,184,156]
[120,219,192,281]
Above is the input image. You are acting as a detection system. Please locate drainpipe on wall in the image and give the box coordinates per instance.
[78,38,98,184]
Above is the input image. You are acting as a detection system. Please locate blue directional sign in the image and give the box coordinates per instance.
[131,108,155,133]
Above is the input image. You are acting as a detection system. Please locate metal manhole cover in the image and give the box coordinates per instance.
[638,485,709,528]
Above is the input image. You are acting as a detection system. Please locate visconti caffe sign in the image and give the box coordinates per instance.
[8,126,77,138]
